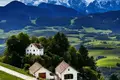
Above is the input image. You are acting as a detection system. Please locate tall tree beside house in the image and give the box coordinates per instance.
[79,45,96,70]
[39,37,48,52]
[3,35,22,67]
[30,36,39,43]
[3,33,30,67]
[17,32,30,56]
[6,35,20,55]
[65,46,77,66]
[48,32,69,57]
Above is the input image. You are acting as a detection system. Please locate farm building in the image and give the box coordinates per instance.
[55,61,80,80]
[29,62,56,80]
[26,43,44,55]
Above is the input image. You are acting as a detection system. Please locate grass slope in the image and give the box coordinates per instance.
[0,62,29,76]
[0,71,23,80]
[96,57,120,67]
[89,49,120,67]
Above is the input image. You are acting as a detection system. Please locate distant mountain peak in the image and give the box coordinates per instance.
[15,0,120,14]
[5,1,26,8]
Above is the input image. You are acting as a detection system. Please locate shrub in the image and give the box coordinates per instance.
[116,63,120,67]
[24,64,30,70]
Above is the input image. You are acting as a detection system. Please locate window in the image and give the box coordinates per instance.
[27,50,29,52]
[68,69,70,71]
[64,74,73,79]
[33,50,35,52]
[31,45,32,47]
[50,73,54,76]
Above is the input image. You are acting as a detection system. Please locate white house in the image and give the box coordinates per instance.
[29,62,56,80]
[55,61,80,80]
[26,43,44,55]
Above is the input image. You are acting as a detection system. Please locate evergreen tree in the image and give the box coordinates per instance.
[30,36,39,43]
[109,74,119,80]
[49,32,69,57]
[79,45,96,70]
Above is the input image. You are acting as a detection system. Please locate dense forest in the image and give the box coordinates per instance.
[1,32,105,80]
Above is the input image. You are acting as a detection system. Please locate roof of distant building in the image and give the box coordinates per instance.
[32,43,43,49]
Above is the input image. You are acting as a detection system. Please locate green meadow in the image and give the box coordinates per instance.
[0,71,23,80]
[96,57,120,67]
[0,62,29,76]
[89,49,120,67]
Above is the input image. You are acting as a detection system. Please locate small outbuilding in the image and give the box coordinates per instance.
[29,62,56,80]
[55,61,80,80]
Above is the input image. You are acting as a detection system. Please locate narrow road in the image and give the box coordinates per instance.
[0,66,36,80]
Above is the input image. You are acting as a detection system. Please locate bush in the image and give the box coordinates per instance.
[24,64,30,70]
[116,63,120,67]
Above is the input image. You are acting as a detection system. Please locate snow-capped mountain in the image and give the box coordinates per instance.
[16,0,120,13]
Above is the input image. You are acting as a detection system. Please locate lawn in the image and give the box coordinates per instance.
[0,70,23,80]
[96,57,120,67]
[0,62,29,76]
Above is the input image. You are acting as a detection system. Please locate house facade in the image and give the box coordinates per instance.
[26,43,44,55]
[29,62,56,80]
[55,61,80,80]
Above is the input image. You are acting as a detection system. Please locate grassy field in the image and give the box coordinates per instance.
[96,57,120,67]
[89,50,119,58]
[0,71,23,80]
[68,37,81,46]
[0,62,29,76]
[89,49,120,67]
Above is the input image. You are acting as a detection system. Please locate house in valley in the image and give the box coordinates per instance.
[55,61,80,80]
[29,62,56,80]
[26,43,44,55]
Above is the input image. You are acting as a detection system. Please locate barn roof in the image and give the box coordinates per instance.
[32,43,43,49]
[55,61,69,74]
[29,62,42,74]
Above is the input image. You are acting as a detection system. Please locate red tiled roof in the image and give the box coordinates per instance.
[55,61,69,74]
[32,43,43,49]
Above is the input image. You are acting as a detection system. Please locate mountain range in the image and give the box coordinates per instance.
[0,1,81,31]
[17,0,120,14]
[0,1,120,32]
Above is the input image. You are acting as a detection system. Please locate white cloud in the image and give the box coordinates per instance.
[0,0,14,6]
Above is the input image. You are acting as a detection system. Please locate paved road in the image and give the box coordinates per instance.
[0,66,36,80]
